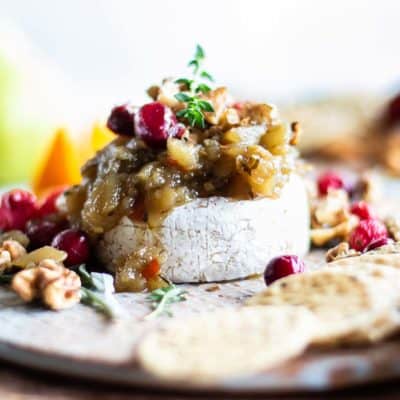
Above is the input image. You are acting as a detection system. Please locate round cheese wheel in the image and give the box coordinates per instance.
[98,174,310,283]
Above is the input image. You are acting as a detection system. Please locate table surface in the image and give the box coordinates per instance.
[1,361,400,400]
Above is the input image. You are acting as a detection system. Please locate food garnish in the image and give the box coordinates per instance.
[78,265,122,319]
[264,255,305,286]
[317,171,345,196]
[51,229,90,267]
[174,44,215,128]
[11,258,81,310]
[349,219,388,252]
[145,284,186,320]
[350,200,376,220]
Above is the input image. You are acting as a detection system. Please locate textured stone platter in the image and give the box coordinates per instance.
[1,250,400,394]
[0,170,399,394]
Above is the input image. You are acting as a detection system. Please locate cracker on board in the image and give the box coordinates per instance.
[247,263,400,346]
[137,305,318,382]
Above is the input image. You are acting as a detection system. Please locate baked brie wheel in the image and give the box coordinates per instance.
[98,174,309,283]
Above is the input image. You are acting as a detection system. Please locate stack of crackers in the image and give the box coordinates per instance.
[137,244,400,382]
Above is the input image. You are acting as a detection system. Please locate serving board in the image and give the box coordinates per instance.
[1,250,400,395]
[0,170,400,394]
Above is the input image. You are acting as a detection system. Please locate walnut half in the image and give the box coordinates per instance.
[326,242,361,262]
[0,240,27,273]
[11,259,81,310]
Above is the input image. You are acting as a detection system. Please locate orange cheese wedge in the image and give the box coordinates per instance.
[32,128,82,196]
[91,122,115,153]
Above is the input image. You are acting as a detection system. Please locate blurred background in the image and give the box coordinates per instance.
[0,0,399,185]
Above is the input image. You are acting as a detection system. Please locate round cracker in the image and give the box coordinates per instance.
[137,305,317,382]
[247,265,400,346]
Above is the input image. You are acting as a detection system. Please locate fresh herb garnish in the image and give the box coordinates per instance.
[174,44,215,128]
[145,284,186,320]
[78,265,122,320]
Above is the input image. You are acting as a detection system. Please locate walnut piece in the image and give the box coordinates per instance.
[11,259,81,310]
[358,171,382,204]
[311,215,359,247]
[0,230,30,248]
[0,240,27,273]
[385,216,400,242]
[326,242,361,262]
[311,189,350,228]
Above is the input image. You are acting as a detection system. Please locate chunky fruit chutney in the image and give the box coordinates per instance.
[65,83,300,237]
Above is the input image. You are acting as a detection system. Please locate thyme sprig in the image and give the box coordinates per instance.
[174,45,215,128]
[78,265,122,320]
[145,284,187,320]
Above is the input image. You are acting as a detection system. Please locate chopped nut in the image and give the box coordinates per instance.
[203,87,230,125]
[0,240,27,273]
[41,267,81,310]
[311,215,359,247]
[311,189,350,228]
[0,230,30,248]
[11,268,38,302]
[385,216,400,241]
[358,171,382,204]
[0,250,12,273]
[326,242,361,262]
[2,240,26,260]
[11,259,81,310]
[290,121,301,145]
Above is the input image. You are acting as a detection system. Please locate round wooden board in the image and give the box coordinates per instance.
[0,169,399,394]
[1,250,400,395]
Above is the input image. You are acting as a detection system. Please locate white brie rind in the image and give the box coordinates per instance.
[98,174,310,283]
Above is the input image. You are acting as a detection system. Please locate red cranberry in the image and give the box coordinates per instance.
[317,171,344,196]
[107,104,135,136]
[1,190,37,231]
[0,208,12,231]
[366,237,394,252]
[264,255,305,285]
[37,187,66,217]
[134,102,183,147]
[350,201,376,220]
[349,219,388,252]
[26,219,67,249]
[51,229,90,267]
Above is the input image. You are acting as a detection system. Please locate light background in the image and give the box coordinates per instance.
[1,0,399,122]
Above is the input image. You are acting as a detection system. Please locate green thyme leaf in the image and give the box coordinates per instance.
[175,45,215,128]
[174,92,193,103]
[195,83,211,94]
[200,70,214,82]
[145,284,186,320]
[174,78,194,91]
[78,265,122,320]
[197,100,214,112]
[195,44,205,60]
[80,287,116,319]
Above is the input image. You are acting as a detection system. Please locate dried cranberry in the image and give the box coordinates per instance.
[107,104,135,136]
[264,255,305,286]
[51,229,90,267]
[37,187,66,218]
[317,171,344,196]
[366,237,394,252]
[134,102,181,147]
[350,201,376,220]
[349,219,388,252]
[383,93,400,128]
[0,190,37,231]
[0,208,12,231]
[26,219,68,249]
